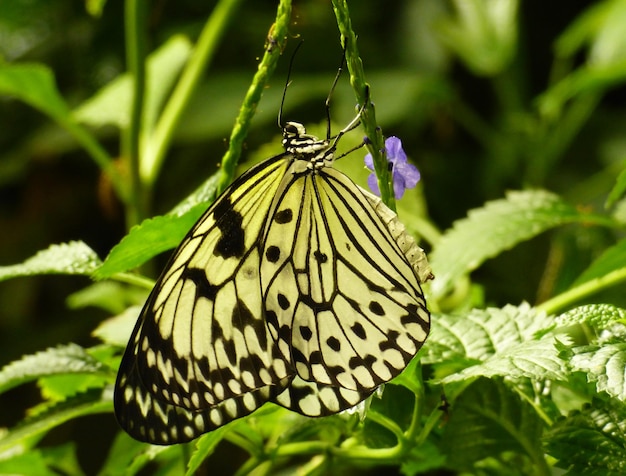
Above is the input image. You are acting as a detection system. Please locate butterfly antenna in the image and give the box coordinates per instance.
[325,49,347,141]
[278,40,304,129]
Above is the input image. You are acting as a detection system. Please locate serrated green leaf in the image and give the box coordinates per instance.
[0,241,101,282]
[0,388,111,454]
[544,399,626,475]
[557,303,626,328]
[429,190,606,297]
[422,303,554,364]
[573,238,626,286]
[442,378,547,472]
[0,343,110,395]
[441,337,569,384]
[94,203,207,279]
[423,304,567,384]
[0,63,70,122]
[570,343,626,401]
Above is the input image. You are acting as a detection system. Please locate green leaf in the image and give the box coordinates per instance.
[0,388,111,455]
[441,378,547,472]
[435,0,519,76]
[423,304,568,384]
[186,427,231,476]
[557,303,626,329]
[400,440,446,476]
[422,303,554,365]
[441,336,569,384]
[0,63,71,122]
[0,343,110,395]
[74,35,192,131]
[94,203,206,279]
[606,165,626,208]
[126,445,179,476]
[98,432,152,476]
[92,306,141,347]
[0,449,58,476]
[544,399,626,475]
[0,241,101,282]
[66,281,147,314]
[95,172,219,279]
[573,238,626,286]
[570,343,626,401]
[429,190,603,298]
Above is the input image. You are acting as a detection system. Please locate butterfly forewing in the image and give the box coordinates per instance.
[114,155,295,444]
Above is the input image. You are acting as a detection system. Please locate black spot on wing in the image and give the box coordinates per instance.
[326,336,341,351]
[213,199,245,258]
[313,250,327,263]
[277,294,290,310]
[274,209,293,224]
[299,326,313,341]
[351,322,366,339]
[265,246,280,263]
[369,301,385,316]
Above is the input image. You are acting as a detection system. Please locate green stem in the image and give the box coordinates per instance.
[331,0,395,210]
[124,0,148,227]
[366,410,405,443]
[142,0,244,186]
[110,272,154,289]
[216,0,292,194]
[537,267,626,315]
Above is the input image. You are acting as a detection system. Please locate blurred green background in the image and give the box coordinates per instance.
[1,0,625,472]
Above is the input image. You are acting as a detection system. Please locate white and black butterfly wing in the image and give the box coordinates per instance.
[114,154,295,444]
[261,165,430,415]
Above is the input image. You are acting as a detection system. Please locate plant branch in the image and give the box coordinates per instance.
[124,0,148,227]
[216,0,293,194]
[331,0,395,210]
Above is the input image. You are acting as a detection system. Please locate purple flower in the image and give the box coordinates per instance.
[364,136,420,199]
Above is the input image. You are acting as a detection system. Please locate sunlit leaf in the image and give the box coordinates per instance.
[0,241,101,282]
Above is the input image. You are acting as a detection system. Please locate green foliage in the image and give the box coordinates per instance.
[2,0,626,475]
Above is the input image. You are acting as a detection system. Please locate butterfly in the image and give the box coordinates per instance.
[114,75,431,445]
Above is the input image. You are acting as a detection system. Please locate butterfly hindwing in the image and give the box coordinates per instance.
[114,154,295,444]
[261,164,430,415]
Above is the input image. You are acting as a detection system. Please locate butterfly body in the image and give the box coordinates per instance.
[115,119,430,444]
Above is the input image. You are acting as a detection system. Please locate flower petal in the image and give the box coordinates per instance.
[385,136,407,163]
[364,152,375,171]
[367,173,380,196]
[395,161,421,188]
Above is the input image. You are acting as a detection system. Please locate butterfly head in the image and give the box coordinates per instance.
[282,121,331,160]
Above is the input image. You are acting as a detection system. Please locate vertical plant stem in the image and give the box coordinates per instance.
[331,0,395,210]
[142,0,244,187]
[124,0,148,227]
[216,0,293,194]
